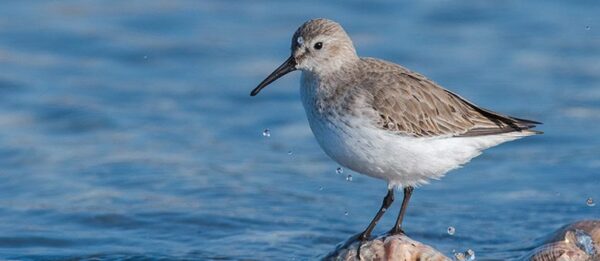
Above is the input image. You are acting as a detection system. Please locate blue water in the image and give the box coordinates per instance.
[0,1,598,260]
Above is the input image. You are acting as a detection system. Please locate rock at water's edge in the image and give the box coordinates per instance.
[527,220,600,261]
[322,233,451,261]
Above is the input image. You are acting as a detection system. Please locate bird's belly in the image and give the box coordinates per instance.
[305,113,499,187]
[306,114,391,180]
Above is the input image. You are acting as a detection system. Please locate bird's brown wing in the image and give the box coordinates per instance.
[359,58,540,137]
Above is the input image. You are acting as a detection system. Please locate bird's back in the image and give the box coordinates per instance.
[351,57,541,138]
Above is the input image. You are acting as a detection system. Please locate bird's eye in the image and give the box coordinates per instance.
[314,42,323,50]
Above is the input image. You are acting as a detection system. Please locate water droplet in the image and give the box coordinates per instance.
[346,174,353,182]
[262,128,271,137]
[344,210,349,216]
[287,150,293,155]
[143,55,148,59]
[318,186,324,191]
[447,226,455,235]
[453,249,475,261]
[586,197,595,207]
[336,167,343,174]
[585,25,591,31]
[465,249,475,261]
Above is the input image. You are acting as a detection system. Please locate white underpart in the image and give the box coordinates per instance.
[300,72,533,188]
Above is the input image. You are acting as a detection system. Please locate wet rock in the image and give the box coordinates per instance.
[323,220,600,260]
[527,220,600,261]
[322,233,450,261]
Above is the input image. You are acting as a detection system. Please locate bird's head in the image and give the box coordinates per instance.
[251,18,358,96]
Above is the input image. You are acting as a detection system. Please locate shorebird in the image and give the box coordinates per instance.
[250,19,540,244]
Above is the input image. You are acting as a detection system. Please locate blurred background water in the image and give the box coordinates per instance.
[0,0,598,260]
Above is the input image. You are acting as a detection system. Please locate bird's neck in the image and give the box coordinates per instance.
[300,61,359,116]
[300,71,335,118]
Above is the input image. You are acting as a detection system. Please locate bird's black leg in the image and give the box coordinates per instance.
[357,188,394,241]
[389,186,414,235]
[356,188,394,259]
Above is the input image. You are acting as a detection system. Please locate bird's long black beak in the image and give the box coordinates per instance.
[250,56,297,96]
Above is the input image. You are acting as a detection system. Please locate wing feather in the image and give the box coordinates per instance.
[357,58,541,137]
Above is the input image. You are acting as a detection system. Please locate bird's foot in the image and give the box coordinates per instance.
[387,227,406,236]
[355,231,370,260]
[357,231,370,241]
